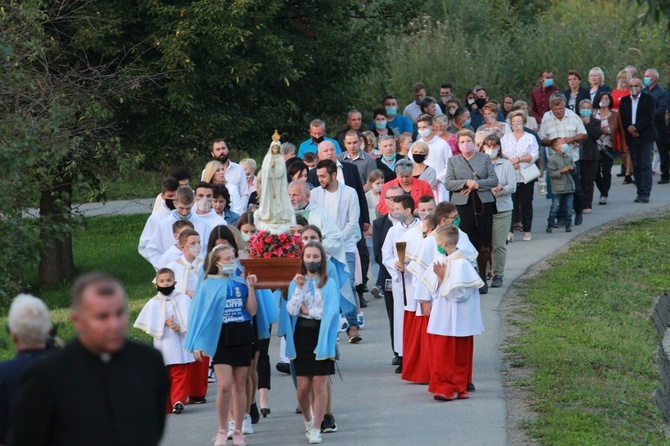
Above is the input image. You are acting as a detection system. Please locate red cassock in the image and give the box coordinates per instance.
[426,334,473,396]
[401,311,430,384]
[166,363,190,413]
[187,355,210,399]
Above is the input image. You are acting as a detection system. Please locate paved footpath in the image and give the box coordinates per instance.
[74,179,670,445]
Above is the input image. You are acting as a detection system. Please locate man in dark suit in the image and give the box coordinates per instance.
[0,295,52,445]
[619,77,657,203]
[372,186,405,363]
[8,273,168,446]
[308,141,371,306]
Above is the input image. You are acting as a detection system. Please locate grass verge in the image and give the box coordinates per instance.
[0,214,156,359]
[504,216,670,444]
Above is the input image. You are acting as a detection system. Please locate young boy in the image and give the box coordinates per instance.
[546,138,576,233]
[153,220,194,270]
[417,225,484,401]
[134,268,193,414]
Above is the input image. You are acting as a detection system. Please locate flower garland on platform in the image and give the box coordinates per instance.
[248,231,303,258]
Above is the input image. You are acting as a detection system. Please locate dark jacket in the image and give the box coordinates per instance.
[580,116,603,161]
[619,93,657,146]
[372,215,394,288]
[563,87,590,112]
[375,154,406,183]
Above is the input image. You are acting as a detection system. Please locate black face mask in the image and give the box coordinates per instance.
[474,98,487,110]
[217,154,229,164]
[304,262,322,273]
[156,284,175,296]
[165,198,176,210]
[312,136,325,145]
[413,154,426,164]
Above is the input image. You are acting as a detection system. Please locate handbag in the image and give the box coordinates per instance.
[521,164,540,183]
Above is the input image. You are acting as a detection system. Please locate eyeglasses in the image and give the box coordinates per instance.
[385,195,402,200]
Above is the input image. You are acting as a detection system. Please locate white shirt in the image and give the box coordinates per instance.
[416,136,452,174]
[310,184,360,253]
[500,132,539,183]
[538,108,586,162]
[145,212,212,267]
[139,204,171,262]
[166,255,204,295]
[631,94,641,125]
[196,210,227,227]
[287,280,324,320]
[403,102,443,123]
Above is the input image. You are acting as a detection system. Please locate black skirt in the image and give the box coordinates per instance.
[457,193,496,248]
[212,321,253,367]
[293,318,334,376]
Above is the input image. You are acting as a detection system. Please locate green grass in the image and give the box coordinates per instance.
[505,217,670,444]
[1,214,157,359]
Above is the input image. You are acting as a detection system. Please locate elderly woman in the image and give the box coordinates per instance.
[500,110,539,242]
[410,141,437,186]
[587,67,612,104]
[377,158,433,216]
[239,158,258,207]
[445,129,498,293]
[433,115,458,155]
[203,160,244,215]
[481,134,516,288]
[593,92,628,204]
[375,135,405,182]
[577,99,603,213]
[509,101,538,132]
[475,102,511,148]
[361,131,380,158]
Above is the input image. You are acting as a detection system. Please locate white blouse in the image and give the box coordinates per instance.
[500,132,539,183]
[287,278,324,320]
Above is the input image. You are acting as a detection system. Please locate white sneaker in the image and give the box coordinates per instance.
[227,419,234,439]
[308,428,323,444]
[207,368,216,383]
[305,419,313,439]
[356,312,365,329]
[242,413,254,434]
[338,316,348,333]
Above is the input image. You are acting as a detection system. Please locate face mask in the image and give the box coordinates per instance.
[392,211,406,221]
[630,86,642,95]
[643,77,652,87]
[383,154,395,162]
[467,98,475,105]
[165,198,175,210]
[463,119,471,127]
[241,233,250,243]
[304,261,322,274]
[437,245,447,255]
[217,262,237,276]
[561,143,570,152]
[418,211,429,220]
[543,78,554,88]
[448,107,457,116]
[512,122,524,130]
[360,143,366,152]
[485,114,496,124]
[484,149,498,159]
[412,153,426,164]
[375,121,387,130]
[580,109,592,118]
[385,106,397,117]
[415,98,422,105]
[459,142,475,153]
[418,128,432,139]
[599,100,609,108]
[245,174,253,181]
[474,98,487,109]
[372,184,382,192]
[312,135,325,144]
[187,244,201,256]
[218,154,229,164]
[156,284,175,296]
[195,197,212,213]
[176,210,192,220]
[453,216,461,227]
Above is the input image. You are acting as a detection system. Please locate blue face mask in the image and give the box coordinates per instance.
[383,154,395,162]
[463,119,471,127]
[643,77,652,87]
[385,106,397,117]
[580,109,592,118]
[561,143,570,153]
[544,78,554,88]
[375,121,387,130]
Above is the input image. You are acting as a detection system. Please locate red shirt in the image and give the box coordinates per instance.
[530,85,561,124]
[611,89,630,111]
[377,178,434,215]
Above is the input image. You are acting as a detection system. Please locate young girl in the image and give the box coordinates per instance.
[365,170,384,293]
[286,242,340,444]
[186,245,258,446]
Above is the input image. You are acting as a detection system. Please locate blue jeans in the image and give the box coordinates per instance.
[345,252,359,328]
[630,141,653,198]
[548,193,573,227]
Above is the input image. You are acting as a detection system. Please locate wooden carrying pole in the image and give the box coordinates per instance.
[396,242,407,306]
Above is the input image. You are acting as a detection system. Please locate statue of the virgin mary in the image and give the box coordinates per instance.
[254,130,296,234]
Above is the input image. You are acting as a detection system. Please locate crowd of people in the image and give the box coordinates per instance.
[1,65,669,446]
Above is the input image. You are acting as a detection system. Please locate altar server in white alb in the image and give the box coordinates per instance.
[417,225,484,402]
[134,268,194,414]
[165,229,204,298]
[381,195,421,372]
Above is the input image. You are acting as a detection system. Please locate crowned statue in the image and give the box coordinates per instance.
[254,130,296,234]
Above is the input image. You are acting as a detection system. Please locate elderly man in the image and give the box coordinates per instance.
[375,135,406,182]
[403,82,443,123]
[338,130,377,187]
[281,142,300,168]
[642,68,669,184]
[620,77,657,202]
[0,295,52,445]
[539,94,587,225]
[8,273,168,446]
[377,159,434,216]
[207,139,249,209]
[297,119,341,158]
[336,110,363,148]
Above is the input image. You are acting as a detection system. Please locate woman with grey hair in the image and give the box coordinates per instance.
[410,141,437,186]
[377,158,434,215]
[445,129,498,293]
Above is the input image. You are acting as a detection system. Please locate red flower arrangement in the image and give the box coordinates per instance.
[248,231,304,259]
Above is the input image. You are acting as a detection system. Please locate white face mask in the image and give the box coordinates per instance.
[418,128,432,139]
[484,149,499,159]
[195,197,212,213]
[372,184,382,192]
[187,243,201,256]
[217,262,237,276]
